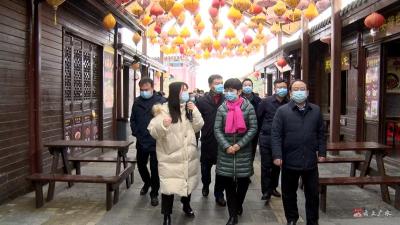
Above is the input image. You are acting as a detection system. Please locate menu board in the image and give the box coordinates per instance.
[365,54,380,120]
[103,46,114,109]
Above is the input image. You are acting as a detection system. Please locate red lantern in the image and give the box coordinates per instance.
[209,7,219,18]
[243,35,253,45]
[364,12,385,29]
[249,4,263,15]
[179,46,185,54]
[277,57,287,68]
[212,0,225,9]
[150,4,164,17]
[154,24,162,34]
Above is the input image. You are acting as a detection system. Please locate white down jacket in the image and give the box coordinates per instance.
[147,103,204,196]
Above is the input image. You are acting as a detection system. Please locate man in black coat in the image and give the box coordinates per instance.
[257,78,288,202]
[271,80,326,225]
[130,78,166,207]
[196,74,226,207]
[241,78,262,159]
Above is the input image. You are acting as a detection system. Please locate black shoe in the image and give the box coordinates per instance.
[163,215,171,225]
[202,186,209,197]
[140,185,150,195]
[287,221,297,225]
[237,206,243,216]
[216,197,227,207]
[261,193,271,201]
[226,216,238,225]
[151,195,159,206]
[271,189,281,198]
[183,203,195,218]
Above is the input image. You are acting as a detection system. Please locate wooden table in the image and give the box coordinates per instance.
[326,142,392,202]
[44,140,134,207]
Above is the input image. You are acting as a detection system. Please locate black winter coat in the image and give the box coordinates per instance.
[130,92,166,152]
[271,100,327,170]
[196,92,224,164]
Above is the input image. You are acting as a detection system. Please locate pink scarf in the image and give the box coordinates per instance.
[225,97,247,134]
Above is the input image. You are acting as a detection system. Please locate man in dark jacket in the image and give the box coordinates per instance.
[196,74,226,207]
[241,78,262,159]
[130,78,166,207]
[257,78,288,202]
[271,80,326,225]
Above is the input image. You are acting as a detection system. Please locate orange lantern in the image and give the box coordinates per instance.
[132,62,140,70]
[213,40,222,51]
[277,57,287,68]
[364,12,385,29]
[304,1,319,20]
[183,0,200,15]
[195,21,205,34]
[103,13,116,31]
[248,21,258,29]
[249,3,263,15]
[194,14,202,24]
[233,0,252,12]
[177,13,185,26]
[159,0,176,13]
[46,0,66,25]
[141,15,152,27]
[133,32,142,45]
[273,0,287,17]
[131,2,144,18]
[150,4,164,17]
[170,2,184,18]
[155,71,162,78]
[213,20,223,31]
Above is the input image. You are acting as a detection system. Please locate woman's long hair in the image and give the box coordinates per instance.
[168,82,188,123]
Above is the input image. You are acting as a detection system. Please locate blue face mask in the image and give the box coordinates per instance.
[140,90,153,99]
[215,84,224,94]
[190,97,196,102]
[180,91,189,103]
[243,86,252,94]
[225,91,238,102]
[291,90,308,103]
[276,88,288,97]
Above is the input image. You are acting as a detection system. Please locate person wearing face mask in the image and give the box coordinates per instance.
[214,78,258,225]
[257,79,288,203]
[130,78,166,206]
[148,82,204,225]
[241,78,262,160]
[271,80,326,225]
[196,74,227,206]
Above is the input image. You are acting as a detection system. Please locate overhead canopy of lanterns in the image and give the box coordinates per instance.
[114,0,331,59]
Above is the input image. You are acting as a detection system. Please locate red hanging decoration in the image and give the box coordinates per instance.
[277,57,287,68]
[364,12,385,29]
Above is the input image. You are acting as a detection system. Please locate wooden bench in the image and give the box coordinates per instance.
[319,157,365,177]
[319,176,400,212]
[26,165,133,211]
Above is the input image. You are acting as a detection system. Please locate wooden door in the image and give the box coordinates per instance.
[63,33,100,143]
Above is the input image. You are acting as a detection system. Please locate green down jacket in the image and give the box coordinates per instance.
[214,98,258,178]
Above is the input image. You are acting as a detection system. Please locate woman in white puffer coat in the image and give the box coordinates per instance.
[148,81,204,225]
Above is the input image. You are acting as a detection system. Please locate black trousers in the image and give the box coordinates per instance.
[136,146,159,197]
[217,175,250,217]
[260,150,280,195]
[281,167,319,225]
[161,194,191,215]
[201,161,225,198]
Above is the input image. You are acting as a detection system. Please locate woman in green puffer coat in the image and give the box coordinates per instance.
[214,78,258,225]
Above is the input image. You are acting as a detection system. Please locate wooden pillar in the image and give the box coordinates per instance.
[27,0,42,174]
[329,0,342,143]
[112,24,119,138]
[356,32,366,142]
[301,17,309,83]
[277,33,283,78]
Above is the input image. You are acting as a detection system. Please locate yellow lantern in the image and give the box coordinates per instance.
[228,6,243,23]
[256,32,266,42]
[233,0,252,12]
[180,27,191,39]
[194,14,202,24]
[213,29,220,38]
[304,1,319,20]
[195,21,205,34]
[171,2,184,18]
[273,0,287,17]
[133,32,142,45]
[173,36,184,46]
[146,28,157,39]
[159,0,176,13]
[141,15,152,27]
[248,21,258,29]
[203,49,211,59]
[270,22,281,34]
[286,8,302,22]
[103,13,116,31]
[194,54,202,60]
[251,13,267,24]
[46,0,66,25]
[168,26,178,38]
[201,36,213,49]
[150,38,158,44]
[131,2,144,18]
[284,0,300,9]
[213,40,222,51]
[224,27,236,39]
[183,0,200,15]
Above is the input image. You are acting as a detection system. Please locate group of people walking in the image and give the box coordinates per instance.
[130,75,326,225]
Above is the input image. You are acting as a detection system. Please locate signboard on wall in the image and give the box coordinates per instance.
[103,45,114,109]
[365,54,380,120]
[386,57,400,93]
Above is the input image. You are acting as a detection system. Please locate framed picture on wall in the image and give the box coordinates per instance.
[386,57,400,93]
[365,54,380,120]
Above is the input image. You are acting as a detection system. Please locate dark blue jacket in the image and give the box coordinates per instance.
[242,92,262,113]
[271,100,326,170]
[130,92,166,151]
[257,94,288,136]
